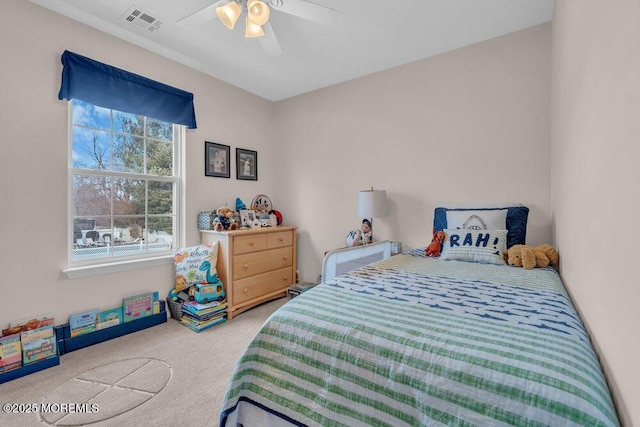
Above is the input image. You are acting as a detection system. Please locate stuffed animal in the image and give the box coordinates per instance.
[212,205,238,232]
[504,244,559,270]
[425,230,445,257]
[175,274,188,292]
[535,244,560,269]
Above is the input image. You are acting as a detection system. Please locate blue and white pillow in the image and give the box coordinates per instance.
[445,209,507,231]
[433,205,529,248]
[440,229,507,265]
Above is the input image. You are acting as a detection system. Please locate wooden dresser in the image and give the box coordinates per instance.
[201,226,296,320]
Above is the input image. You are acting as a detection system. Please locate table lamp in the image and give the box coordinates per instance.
[357,188,387,244]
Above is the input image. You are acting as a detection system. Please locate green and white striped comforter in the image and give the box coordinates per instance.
[220,253,619,426]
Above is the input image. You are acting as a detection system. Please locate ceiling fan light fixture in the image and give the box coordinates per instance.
[216,1,242,30]
[245,16,265,38]
[247,0,270,26]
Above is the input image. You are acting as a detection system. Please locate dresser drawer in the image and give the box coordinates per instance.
[233,247,293,280]
[266,230,293,249]
[234,234,267,255]
[233,267,293,305]
[202,225,297,320]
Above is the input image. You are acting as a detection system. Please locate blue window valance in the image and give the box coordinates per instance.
[58,50,197,129]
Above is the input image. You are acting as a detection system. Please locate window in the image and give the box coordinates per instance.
[58,50,195,273]
[69,99,182,264]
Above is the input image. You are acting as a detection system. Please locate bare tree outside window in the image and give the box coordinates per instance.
[70,100,180,262]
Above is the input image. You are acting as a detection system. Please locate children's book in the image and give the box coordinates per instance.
[20,325,54,345]
[123,292,159,322]
[0,333,22,373]
[96,319,120,330]
[180,316,227,333]
[182,300,227,312]
[21,325,56,364]
[69,309,99,337]
[22,337,56,365]
[3,315,54,336]
[98,307,123,325]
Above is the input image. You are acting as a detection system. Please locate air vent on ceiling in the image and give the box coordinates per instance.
[121,6,162,32]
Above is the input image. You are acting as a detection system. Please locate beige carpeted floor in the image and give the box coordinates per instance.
[0,297,288,427]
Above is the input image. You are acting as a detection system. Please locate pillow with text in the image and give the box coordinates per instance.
[173,242,219,291]
[434,205,529,248]
[440,229,507,265]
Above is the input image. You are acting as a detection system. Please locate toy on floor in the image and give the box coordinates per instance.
[194,280,226,304]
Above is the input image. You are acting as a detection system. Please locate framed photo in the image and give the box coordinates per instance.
[240,209,259,228]
[205,142,230,178]
[236,148,258,181]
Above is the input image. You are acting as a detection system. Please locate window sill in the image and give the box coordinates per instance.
[63,255,173,279]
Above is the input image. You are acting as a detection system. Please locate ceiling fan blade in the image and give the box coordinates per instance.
[177,1,226,27]
[273,0,339,26]
[259,22,283,57]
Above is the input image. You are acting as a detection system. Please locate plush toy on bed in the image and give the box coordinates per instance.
[504,244,559,270]
[212,205,237,231]
[425,229,445,257]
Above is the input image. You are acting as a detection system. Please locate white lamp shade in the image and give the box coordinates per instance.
[245,16,265,38]
[247,0,270,26]
[216,1,242,29]
[358,189,387,219]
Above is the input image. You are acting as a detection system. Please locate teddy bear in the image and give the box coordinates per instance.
[212,205,238,232]
[425,229,445,257]
[504,244,559,270]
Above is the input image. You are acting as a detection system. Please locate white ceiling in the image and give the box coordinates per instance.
[30,0,554,101]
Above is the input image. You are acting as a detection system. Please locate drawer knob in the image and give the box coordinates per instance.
[278,238,284,242]
[243,264,249,269]
[249,242,254,246]
[283,256,289,260]
[283,276,288,281]
[243,287,248,293]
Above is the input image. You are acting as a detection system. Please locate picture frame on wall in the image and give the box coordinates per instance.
[236,148,258,181]
[205,141,230,178]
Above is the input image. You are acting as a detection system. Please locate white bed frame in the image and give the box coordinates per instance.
[321,240,392,282]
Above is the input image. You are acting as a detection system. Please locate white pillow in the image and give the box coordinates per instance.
[440,229,507,265]
[173,242,219,291]
[446,209,508,231]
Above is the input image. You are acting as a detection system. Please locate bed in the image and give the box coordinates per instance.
[219,206,619,427]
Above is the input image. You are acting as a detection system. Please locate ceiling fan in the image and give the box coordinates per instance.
[178,0,339,56]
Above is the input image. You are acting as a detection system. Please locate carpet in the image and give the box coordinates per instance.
[0,297,288,427]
